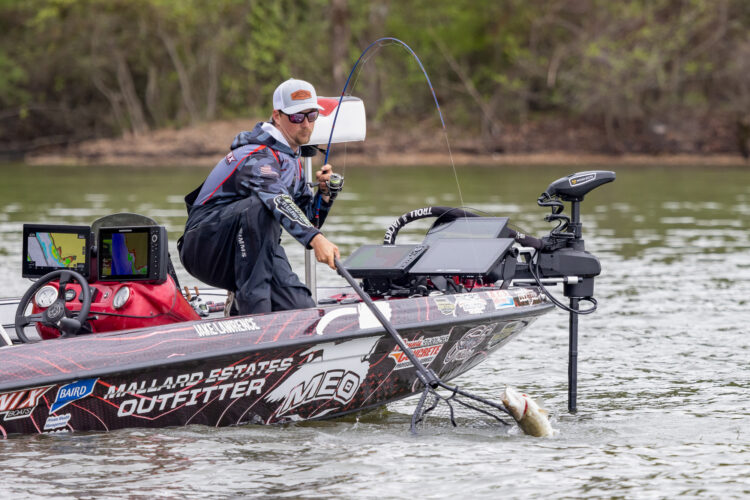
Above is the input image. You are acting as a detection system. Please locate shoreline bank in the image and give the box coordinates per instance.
[21,118,749,168]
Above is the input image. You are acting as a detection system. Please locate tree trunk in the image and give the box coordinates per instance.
[330,0,350,88]
[91,71,128,135]
[361,3,389,124]
[145,64,165,126]
[431,32,502,151]
[206,52,218,120]
[158,28,199,124]
[114,50,149,136]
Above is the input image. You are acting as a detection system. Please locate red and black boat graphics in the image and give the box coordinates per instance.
[0,288,551,437]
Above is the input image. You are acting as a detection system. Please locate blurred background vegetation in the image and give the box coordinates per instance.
[1,0,749,158]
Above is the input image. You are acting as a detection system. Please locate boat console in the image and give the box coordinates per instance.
[17,213,199,341]
[343,214,518,296]
[23,220,169,284]
[343,170,616,300]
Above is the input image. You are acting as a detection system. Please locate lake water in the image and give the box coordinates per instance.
[0,162,748,498]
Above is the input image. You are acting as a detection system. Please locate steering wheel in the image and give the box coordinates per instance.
[15,270,92,342]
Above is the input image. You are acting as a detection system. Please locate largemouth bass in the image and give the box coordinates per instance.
[501,386,556,437]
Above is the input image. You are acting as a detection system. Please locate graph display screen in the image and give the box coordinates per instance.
[22,224,90,278]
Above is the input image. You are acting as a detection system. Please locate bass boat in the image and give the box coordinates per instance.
[0,170,614,437]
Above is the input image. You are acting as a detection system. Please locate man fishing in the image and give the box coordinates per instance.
[178,78,340,315]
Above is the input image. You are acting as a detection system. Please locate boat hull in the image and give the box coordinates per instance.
[0,288,552,437]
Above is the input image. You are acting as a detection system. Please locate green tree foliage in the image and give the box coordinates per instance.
[0,0,748,154]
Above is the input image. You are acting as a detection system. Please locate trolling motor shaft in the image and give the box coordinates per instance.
[532,171,616,413]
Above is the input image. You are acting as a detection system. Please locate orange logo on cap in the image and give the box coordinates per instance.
[291,90,312,100]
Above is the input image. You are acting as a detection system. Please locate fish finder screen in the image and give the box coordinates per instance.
[423,217,509,243]
[409,238,514,275]
[22,224,91,278]
[344,244,426,278]
[99,228,150,279]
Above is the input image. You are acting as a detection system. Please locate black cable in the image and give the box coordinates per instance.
[528,258,598,315]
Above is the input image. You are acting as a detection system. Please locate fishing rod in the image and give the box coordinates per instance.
[313,37,459,238]
[323,37,448,165]
[334,258,512,433]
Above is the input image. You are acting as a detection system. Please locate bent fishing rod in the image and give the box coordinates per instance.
[334,258,513,432]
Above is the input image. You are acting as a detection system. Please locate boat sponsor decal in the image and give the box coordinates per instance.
[116,377,267,418]
[515,288,537,306]
[50,378,98,413]
[388,334,450,370]
[205,358,293,383]
[432,296,456,316]
[444,323,497,364]
[265,337,380,419]
[104,371,206,399]
[488,320,528,348]
[316,302,391,335]
[455,294,487,315]
[274,194,312,228]
[0,385,53,421]
[44,413,71,430]
[486,290,515,310]
[193,317,260,337]
[102,358,298,418]
[569,172,596,187]
[105,358,291,403]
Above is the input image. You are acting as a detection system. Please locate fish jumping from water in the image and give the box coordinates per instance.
[501,386,556,437]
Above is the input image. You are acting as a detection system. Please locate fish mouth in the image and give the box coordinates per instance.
[501,386,526,420]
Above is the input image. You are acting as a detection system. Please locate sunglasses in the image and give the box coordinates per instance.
[282,110,319,124]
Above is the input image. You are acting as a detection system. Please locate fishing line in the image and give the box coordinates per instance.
[327,40,390,175]
[332,51,368,173]
[324,37,466,211]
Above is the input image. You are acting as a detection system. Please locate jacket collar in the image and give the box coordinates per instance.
[229,122,298,157]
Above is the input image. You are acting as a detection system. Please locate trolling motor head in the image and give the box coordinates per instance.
[533,171,616,299]
[542,171,617,202]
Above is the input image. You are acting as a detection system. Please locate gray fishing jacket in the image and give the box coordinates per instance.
[186,122,332,248]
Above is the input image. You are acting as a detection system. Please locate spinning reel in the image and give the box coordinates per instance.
[324,173,344,200]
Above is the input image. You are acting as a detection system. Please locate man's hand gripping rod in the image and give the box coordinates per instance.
[322,173,344,200]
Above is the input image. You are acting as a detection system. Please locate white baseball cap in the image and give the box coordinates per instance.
[272,78,325,114]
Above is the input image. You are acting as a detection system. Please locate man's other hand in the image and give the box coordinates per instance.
[316,164,334,194]
[310,233,340,270]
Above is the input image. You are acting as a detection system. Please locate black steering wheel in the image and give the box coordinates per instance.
[15,270,92,342]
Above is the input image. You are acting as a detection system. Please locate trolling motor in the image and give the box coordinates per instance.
[519,170,616,413]
[520,171,616,293]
